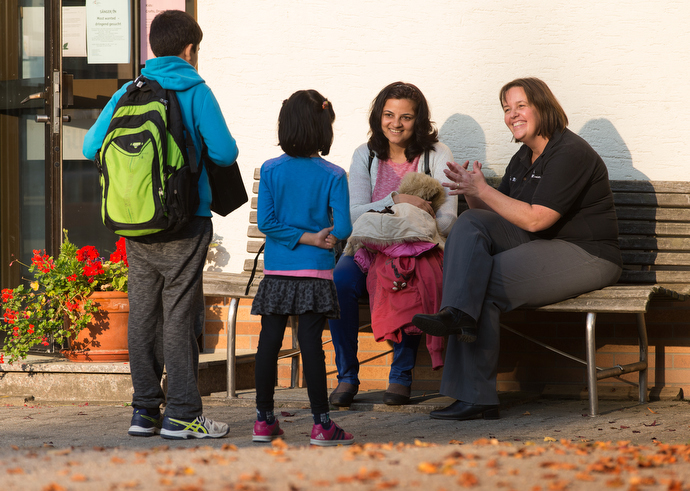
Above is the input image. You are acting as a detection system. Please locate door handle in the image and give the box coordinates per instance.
[33,115,70,123]
[20,91,47,104]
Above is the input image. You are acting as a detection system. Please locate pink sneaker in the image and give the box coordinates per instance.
[310,422,355,446]
[252,419,284,442]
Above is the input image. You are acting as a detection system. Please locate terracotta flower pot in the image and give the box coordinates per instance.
[63,291,129,362]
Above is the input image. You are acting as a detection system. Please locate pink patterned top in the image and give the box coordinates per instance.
[371,156,420,202]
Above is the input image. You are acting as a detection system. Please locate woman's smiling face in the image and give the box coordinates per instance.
[381,98,416,148]
[502,86,540,146]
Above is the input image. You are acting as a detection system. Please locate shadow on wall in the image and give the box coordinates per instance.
[578,118,649,180]
[438,113,495,177]
[206,233,231,271]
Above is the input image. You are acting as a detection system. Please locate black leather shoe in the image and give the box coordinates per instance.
[382,383,411,405]
[382,392,410,405]
[329,383,358,407]
[412,307,477,341]
[429,400,499,421]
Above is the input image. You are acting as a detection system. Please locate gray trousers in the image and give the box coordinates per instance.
[126,217,212,419]
[439,210,622,405]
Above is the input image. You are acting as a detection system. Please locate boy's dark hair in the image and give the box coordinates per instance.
[278,90,335,158]
[499,77,569,140]
[149,10,203,58]
[368,82,438,162]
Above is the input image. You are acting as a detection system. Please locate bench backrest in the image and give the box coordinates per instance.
[245,173,690,288]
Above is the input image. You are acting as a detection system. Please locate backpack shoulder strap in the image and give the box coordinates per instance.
[245,242,265,296]
[367,143,375,174]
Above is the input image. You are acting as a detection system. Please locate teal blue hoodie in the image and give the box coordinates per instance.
[82,56,239,217]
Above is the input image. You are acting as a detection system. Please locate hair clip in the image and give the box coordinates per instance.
[282,99,288,105]
[322,100,329,109]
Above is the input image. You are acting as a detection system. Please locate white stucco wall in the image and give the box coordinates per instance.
[198,0,690,273]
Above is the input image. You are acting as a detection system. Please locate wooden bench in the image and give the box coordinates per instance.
[205,174,690,416]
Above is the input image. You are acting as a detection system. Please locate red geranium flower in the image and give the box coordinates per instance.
[77,245,100,262]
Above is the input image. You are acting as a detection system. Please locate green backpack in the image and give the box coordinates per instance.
[95,75,200,237]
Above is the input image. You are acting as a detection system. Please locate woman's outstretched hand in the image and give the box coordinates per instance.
[393,193,435,217]
[299,226,336,249]
[443,160,488,197]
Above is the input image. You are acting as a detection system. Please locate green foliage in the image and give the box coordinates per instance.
[0,231,128,363]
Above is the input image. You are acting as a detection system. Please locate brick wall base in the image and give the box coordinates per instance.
[204,296,690,395]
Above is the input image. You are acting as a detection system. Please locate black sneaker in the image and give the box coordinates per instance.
[128,408,162,437]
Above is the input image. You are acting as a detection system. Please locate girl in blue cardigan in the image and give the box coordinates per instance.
[251,90,354,446]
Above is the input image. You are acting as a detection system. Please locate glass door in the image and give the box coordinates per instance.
[0,0,134,291]
[1,0,197,292]
[1,0,54,289]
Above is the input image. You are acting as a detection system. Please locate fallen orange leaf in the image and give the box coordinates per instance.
[418,462,439,474]
[457,472,479,487]
[42,484,66,491]
[575,472,595,481]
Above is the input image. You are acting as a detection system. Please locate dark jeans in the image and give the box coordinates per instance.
[328,255,421,387]
[255,313,329,415]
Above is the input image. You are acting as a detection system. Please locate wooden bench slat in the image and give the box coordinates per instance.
[614,192,690,208]
[610,180,690,194]
[203,271,260,297]
[619,270,690,283]
[247,240,264,254]
[247,226,265,239]
[619,236,690,250]
[621,251,690,266]
[618,220,690,237]
[615,207,690,222]
[534,298,652,313]
[243,259,264,273]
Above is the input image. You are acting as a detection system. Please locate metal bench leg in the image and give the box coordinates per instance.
[637,312,649,404]
[585,312,599,417]
[226,297,239,399]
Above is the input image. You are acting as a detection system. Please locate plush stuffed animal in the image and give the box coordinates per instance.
[396,172,446,214]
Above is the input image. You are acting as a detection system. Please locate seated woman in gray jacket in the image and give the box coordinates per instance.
[328,82,457,407]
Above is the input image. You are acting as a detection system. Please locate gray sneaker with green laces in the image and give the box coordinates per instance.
[160,415,229,439]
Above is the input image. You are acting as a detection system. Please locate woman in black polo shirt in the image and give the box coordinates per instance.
[412,77,623,420]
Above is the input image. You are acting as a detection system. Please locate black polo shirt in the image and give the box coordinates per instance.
[497,128,622,267]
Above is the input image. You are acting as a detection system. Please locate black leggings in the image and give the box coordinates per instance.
[255,313,329,415]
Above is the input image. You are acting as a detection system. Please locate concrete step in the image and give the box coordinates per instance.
[0,352,255,402]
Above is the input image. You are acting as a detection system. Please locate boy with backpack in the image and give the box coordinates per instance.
[82,10,238,439]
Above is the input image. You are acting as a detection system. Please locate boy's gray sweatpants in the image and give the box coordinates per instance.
[126,216,212,420]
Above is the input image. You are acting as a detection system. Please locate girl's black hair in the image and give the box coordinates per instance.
[367,82,438,161]
[278,90,335,157]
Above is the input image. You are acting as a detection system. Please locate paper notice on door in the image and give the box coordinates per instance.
[140,0,185,62]
[86,0,131,64]
[63,7,87,57]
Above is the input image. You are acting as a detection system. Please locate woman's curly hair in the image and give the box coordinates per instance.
[368,82,438,162]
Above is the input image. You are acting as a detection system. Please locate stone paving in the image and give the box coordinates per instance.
[2,390,690,489]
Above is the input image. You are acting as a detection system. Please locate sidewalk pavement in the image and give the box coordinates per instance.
[2,389,690,490]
